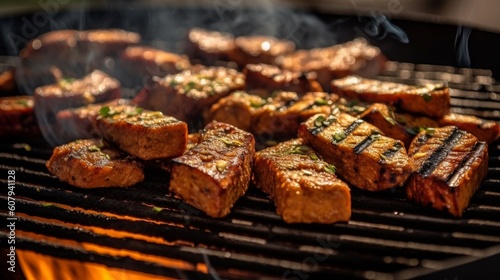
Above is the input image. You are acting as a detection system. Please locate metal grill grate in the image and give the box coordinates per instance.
[1,61,500,280]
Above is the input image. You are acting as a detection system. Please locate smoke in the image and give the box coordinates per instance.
[454,26,472,67]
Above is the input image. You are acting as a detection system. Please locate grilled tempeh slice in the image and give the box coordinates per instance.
[133,67,245,123]
[406,126,488,217]
[46,139,144,188]
[229,35,295,67]
[438,113,500,144]
[169,122,255,218]
[253,139,351,224]
[97,106,187,160]
[56,99,130,142]
[0,96,39,137]
[331,76,450,118]
[298,112,412,191]
[186,28,235,65]
[120,46,191,88]
[277,38,385,91]
[359,103,413,148]
[244,63,322,96]
[206,91,338,139]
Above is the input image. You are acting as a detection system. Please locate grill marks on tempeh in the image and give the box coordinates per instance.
[299,112,412,191]
[169,122,255,218]
[406,126,489,217]
[252,139,351,224]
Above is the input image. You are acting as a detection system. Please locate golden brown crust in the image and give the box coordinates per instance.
[229,36,295,67]
[331,76,450,118]
[169,122,255,218]
[438,113,500,144]
[406,126,488,217]
[97,106,188,160]
[253,139,351,224]
[46,139,144,188]
[0,96,39,137]
[186,28,235,64]
[299,112,412,191]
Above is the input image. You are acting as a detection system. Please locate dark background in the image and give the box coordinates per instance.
[0,3,499,78]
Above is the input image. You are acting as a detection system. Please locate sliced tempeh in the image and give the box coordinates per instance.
[169,122,255,218]
[331,75,450,118]
[438,113,500,144]
[253,139,351,224]
[406,126,488,217]
[46,139,144,188]
[97,105,188,160]
[298,112,412,191]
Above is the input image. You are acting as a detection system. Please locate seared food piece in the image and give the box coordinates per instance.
[406,126,488,217]
[46,139,144,188]
[205,91,264,132]
[277,38,385,90]
[253,139,351,224]
[170,122,255,218]
[359,103,413,148]
[97,106,187,160]
[0,96,39,137]
[298,113,412,191]
[34,70,121,115]
[19,29,139,92]
[120,46,191,88]
[149,133,202,173]
[206,91,338,138]
[244,63,322,96]
[229,35,295,67]
[186,28,235,65]
[0,68,17,95]
[438,113,499,144]
[331,76,450,118]
[252,91,338,138]
[133,67,245,123]
[56,99,129,142]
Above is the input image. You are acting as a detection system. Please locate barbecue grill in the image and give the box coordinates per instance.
[1,2,500,280]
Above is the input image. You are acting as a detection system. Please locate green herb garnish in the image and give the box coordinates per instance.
[152,206,163,213]
[288,145,310,155]
[384,115,397,126]
[333,131,346,142]
[314,115,326,127]
[422,92,432,102]
[42,203,54,207]
[425,127,436,136]
[88,146,100,152]
[309,154,319,161]
[184,81,197,92]
[314,98,329,106]
[405,127,420,136]
[324,164,336,174]
[220,137,243,147]
[16,99,30,107]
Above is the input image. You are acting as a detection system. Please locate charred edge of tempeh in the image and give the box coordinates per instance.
[170,122,255,218]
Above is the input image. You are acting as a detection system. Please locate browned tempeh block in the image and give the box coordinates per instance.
[298,112,412,191]
[206,91,338,139]
[55,99,129,142]
[359,103,413,148]
[278,38,386,90]
[331,76,450,118]
[406,126,488,217]
[120,46,191,88]
[169,122,255,218]
[133,67,245,123]
[97,105,187,160]
[0,96,39,137]
[46,139,144,188]
[186,28,236,65]
[438,113,500,144]
[229,35,295,67]
[244,63,322,96]
[253,139,351,224]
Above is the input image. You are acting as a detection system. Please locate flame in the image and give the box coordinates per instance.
[14,201,210,279]
[18,250,175,280]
